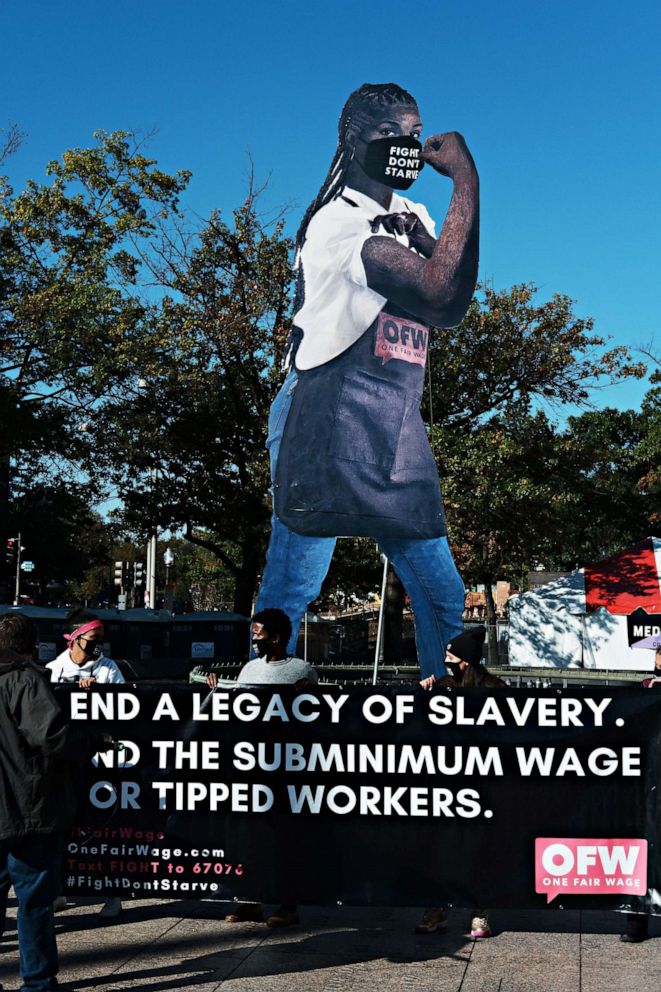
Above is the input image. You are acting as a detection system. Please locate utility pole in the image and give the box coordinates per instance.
[137,378,159,610]
[13,531,22,605]
[146,467,158,608]
[148,532,157,608]
[145,541,151,606]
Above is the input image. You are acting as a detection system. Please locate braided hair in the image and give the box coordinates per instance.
[295,82,418,253]
[285,83,417,363]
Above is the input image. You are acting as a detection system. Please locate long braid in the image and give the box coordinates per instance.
[294,147,344,257]
[286,82,417,361]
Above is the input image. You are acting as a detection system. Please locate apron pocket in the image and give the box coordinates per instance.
[328,371,407,472]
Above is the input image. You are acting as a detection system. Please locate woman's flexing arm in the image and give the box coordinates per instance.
[361,132,479,327]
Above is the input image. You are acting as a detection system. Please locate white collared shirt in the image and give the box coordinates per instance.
[293,186,436,370]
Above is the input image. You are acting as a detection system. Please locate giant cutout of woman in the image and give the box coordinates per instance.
[255,83,479,681]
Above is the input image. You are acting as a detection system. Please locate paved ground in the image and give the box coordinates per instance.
[1,897,660,992]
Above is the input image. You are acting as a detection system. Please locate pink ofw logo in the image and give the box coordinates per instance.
[535,838,647,904]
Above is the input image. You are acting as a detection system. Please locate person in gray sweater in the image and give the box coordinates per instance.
[205,607,317,927]
[236,618,318,686]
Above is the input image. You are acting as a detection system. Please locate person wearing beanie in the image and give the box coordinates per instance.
[447,625,486,667]
[420,626,503,690]
[416,624,504,939]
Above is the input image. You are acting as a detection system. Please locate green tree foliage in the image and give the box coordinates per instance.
[1,130,189,407]
[557,405,657,566]
[322,539,384,607]
[93,182,294,615]
[436,411,570,660]
[8,484,115,605]
[425,282,644,427]
[424,284,648,661]
[635,354,661,521]
[439,411,567,579]
[437,397,658,663]
[0,131,190,597]
[158,535,238,613]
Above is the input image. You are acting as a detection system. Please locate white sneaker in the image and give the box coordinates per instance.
[470,913,491,939]
[98,897,122,918]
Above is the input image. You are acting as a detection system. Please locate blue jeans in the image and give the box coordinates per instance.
[255,372,464,678]
[0,834,61,992]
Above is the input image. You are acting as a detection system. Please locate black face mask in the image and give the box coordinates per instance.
[252,639,271,658]
[360,136,424,190]
[79,640,103,660]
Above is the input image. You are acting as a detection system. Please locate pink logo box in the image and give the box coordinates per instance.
[374,312,428,367]
[535,838,647,904]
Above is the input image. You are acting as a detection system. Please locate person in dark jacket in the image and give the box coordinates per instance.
[416,625,504,940]
[0,613,112,992]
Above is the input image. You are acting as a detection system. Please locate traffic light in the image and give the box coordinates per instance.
[6,539,16,564]
[114,561,132,589]
[133,561,145,587]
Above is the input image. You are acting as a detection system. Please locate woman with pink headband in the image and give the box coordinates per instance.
[47,609,125,919]
[47,609,124,688]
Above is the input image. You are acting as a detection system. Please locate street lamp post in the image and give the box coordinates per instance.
[163,547,174,586]
[163,547,175,612]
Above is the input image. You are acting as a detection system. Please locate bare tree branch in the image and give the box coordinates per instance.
[0,123,26,165]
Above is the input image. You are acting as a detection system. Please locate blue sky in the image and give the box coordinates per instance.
[4,0,659,414]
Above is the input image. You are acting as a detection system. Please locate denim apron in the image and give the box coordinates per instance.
[274,304,446,540]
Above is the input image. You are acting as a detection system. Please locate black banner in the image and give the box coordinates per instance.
[57,684,661,914]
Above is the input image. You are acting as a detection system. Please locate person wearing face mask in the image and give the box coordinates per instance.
[239,608,318,687]
[205,608,317,927]
[417,625,503,939]
[46,609,125,919]
[421,625,505,691]
[46,609,124,688]
[254,82,479,683]
[205,608,317,692]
